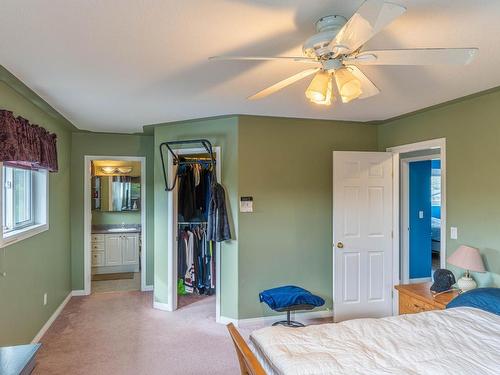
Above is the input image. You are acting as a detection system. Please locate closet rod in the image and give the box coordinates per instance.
[176,160,215,166]
[178,221,207,225]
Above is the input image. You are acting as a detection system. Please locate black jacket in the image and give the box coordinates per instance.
[207,182,231,242]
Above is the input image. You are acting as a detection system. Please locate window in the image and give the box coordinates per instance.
[431,167,441,206]
[1,164,48,246]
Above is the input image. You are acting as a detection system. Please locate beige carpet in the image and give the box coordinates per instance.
[91,272,141,293]
[34,291,244,374]
[92,272,134,281]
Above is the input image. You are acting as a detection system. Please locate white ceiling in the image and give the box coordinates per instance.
[1,0,499,133]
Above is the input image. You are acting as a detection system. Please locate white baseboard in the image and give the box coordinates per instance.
[32,292,72,343]
[142,285,154,292]
[153,301,172,311]
[71,289,88,296]
[218,315,239,326]
[220,309,333,328]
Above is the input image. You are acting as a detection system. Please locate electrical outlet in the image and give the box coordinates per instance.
[43,293,47,306]
[419,210,424,219]
[450,227,458,240]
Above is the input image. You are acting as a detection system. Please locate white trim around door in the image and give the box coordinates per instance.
[387,138,447,313]
[83,155,149,295]
[165,146,222,323]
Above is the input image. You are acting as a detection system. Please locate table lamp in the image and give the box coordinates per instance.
[447,245,485,292]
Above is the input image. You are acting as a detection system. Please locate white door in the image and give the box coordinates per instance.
[122,234,139,265]
[333,151,394,322]
[105,235,122,266]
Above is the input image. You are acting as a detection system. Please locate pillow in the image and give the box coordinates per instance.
[446,288,500,315]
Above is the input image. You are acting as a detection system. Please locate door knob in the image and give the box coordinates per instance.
[337,242,344,249]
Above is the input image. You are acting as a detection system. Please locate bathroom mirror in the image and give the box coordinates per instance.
[92,176,141,212]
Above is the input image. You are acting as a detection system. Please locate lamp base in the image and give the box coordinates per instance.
[457,276,477,292]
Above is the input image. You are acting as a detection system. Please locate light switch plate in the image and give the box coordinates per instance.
[419,210,424,219]
[450,227,458,240]
[239,196,253,213]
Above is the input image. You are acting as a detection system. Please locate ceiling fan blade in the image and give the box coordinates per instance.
[344,48,479,65]
[209,55,319,64]
[248,68,320,100]
[346,66,380,99]
[330,0,406,56]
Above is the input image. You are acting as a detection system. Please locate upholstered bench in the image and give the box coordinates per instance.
[259,285,325,327]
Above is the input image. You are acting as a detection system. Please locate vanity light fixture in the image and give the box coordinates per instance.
[100,166,133,175]
[101,166,116,174]
[117,167,133,174]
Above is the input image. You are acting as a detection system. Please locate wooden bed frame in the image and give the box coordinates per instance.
[227,323,267,375]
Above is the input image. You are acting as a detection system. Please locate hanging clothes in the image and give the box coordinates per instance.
[178,165,196,221]
[207,182,231,242]
[195,167,210,218]
[184,230,195,293]
[177,223,215,296]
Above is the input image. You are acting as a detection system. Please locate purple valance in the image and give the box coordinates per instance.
[0,109,58,172]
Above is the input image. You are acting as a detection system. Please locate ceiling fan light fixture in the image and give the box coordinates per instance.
[306,71,333,105]
[334,67,362,103]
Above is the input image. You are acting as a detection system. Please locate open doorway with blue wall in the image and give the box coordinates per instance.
[400,149,443,283]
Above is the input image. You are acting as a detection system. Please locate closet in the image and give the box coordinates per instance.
[159,139,231,316]
[176,155,216,302]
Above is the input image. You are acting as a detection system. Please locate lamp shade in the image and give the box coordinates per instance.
[334,67,362,103]
[447,245,485,273]
[305,71,333,105]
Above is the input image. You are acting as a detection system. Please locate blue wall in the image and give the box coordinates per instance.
[409,160,432,279]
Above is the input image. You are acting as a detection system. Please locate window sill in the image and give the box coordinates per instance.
[1,223,49,248]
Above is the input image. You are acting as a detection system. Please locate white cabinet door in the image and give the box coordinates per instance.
[333,151,393,322]
[105,235,123,266]
[122,234,139,265]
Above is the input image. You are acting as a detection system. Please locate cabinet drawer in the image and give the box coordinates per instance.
[92,251,105,266]
[399,293,436,314]
[92,242,105,251]
[91,234,104,243]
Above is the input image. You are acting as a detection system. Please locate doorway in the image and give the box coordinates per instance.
[387,139,446,286]
[400,153,442,283]
[164,146,222,323]
[83,156,148,295]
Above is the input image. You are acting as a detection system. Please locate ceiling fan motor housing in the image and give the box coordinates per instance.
[303,15,347,58]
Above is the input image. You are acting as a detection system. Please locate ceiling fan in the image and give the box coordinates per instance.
[209,0,478,105]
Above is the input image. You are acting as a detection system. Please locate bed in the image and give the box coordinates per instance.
[251,307,500,374]
[247,307,500,374]
[228,288,500,375]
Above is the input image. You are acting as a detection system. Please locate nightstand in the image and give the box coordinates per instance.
[395,282,460,315]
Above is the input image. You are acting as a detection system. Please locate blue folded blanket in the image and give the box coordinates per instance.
[259,285,325,310]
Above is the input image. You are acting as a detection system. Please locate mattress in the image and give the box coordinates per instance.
[250,307,500,375]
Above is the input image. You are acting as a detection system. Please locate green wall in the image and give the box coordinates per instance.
[378,88,500,287]
[153,117,239,318]
[0,80,73,345]
[70,133,155,288]
[151,115,377,319]
[237,116,378,318]
[92,211,141,225]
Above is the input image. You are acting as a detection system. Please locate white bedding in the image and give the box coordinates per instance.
[250,307,500,375]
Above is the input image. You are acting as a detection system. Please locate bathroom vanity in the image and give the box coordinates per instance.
[91,226,140,274]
